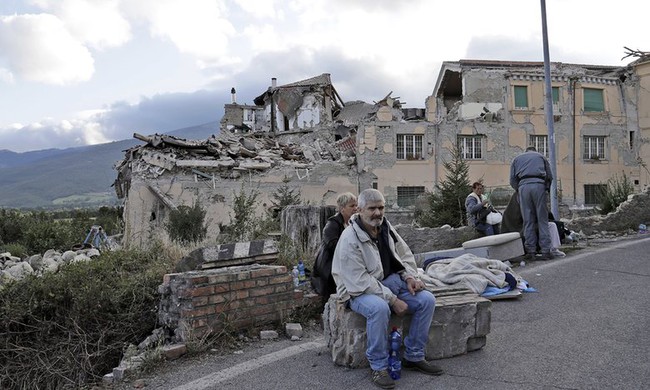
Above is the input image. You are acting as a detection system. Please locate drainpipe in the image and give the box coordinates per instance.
[571,77,577,204]
[230,87,236,104]
[270,78,277,134]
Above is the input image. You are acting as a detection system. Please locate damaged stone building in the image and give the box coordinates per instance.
[115,55,650,248]
[427,59,650,206]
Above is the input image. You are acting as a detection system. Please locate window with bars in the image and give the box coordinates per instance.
[529,135,548,157]
[458,135,483,159]
[396,134,423,160]
[514,85,528,109]
[583,136,606,160]
[584,184,606,205]
[583,88,604,112]
[397,186,425,207]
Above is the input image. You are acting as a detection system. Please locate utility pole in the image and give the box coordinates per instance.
[541,0,559,217]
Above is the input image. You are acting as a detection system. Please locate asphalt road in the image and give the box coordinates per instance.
[118,235,650,390]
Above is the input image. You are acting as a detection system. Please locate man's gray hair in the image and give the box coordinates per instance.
[358,188,385,209]
[336,192,357,210]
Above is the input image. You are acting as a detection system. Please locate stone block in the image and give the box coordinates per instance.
[285,323,303,338]
[323,289,491,368]
[162,343,187,360]
[260,330,279,340]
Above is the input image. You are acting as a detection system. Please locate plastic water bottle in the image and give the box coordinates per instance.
[291,266,300,287]
[388,327,402,380]
[297,260,306,283]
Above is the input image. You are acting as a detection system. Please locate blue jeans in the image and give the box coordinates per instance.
[348,273,436,371]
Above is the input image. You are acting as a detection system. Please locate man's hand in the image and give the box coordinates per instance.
[406,277,425,295]
[391,298,408,317]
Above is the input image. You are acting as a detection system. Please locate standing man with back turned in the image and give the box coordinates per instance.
[510,146,554,260]
[331,189,443,389]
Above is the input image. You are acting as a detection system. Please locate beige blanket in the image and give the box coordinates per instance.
[418,253,520,294]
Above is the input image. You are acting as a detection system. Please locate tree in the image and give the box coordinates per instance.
[416,145,471,228]
[269,176,302,220]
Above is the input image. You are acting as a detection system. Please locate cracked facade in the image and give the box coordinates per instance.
[116,57,650,248]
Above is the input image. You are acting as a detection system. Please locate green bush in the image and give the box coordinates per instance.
[0,242,28,258]
[0,245,176,389]
[597,172,634,214]
[166,203,208,244]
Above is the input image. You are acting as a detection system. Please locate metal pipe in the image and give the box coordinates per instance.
[541,0,559,217]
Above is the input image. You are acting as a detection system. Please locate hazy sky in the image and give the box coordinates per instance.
[0,0,647,152]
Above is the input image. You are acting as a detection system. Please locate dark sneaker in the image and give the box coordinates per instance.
[402,359,444,376]
[371,369,395,389]
[522,253,536,262]
[537,252,553,261]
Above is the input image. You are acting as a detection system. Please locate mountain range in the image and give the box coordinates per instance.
[0,121,220,209]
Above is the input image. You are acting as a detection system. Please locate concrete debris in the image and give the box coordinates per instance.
[0,248,103,286]
[114,130,354,200]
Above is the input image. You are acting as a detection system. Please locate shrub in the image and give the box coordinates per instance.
[597,172,634,214]
[0,244,176,389]
[166,203,208,244]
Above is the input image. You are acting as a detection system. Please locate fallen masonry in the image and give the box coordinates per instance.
[323,286,491,367]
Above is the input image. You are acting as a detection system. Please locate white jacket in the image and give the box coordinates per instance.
[331,214,419,303]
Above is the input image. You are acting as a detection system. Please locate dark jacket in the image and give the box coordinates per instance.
[311,213,346,297]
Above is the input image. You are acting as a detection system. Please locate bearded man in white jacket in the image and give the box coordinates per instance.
[332,189,443,389]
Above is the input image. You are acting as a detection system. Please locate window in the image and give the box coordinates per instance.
[396,134,423,160]
[514,86,528,109]
[458,135,483,159]
[583,136,606,160]
[529,135,548,157]
[630,131,635,149]
[397,186,425,207]
[584,184,606,205]
[583,88,604,112]
[552,87,560,112]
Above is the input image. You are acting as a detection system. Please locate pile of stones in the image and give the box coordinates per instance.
[0,248,101,286]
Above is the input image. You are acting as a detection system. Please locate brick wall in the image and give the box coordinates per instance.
[158,264,318,341]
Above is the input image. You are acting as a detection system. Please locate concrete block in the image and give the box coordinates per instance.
[462,232,524,260]
[285,323,303,338]
[260,330,279,340]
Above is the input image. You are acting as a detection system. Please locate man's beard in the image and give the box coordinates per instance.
[362,215,383,228]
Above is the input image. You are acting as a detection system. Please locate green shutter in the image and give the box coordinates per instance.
[514,86,528,108]
[584,88,604,112]
[552,87,559,103]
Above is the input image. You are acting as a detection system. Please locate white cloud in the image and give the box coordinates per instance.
[0,14,94,85]
[31,0,131,49]
[123,0,236,66]
[0,67,14,83]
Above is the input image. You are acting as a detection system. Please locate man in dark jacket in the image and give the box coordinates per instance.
[509,146,553,260]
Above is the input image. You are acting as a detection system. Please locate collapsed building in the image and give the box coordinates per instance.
[115,55,650,248]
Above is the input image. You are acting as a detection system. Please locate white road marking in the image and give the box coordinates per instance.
[172,338,326,390]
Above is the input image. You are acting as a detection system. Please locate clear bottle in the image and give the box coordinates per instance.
[388,327,402,380]
[291,266,300,287]
[297,260,306,283]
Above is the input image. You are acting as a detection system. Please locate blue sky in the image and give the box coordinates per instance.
[0,0,647,152]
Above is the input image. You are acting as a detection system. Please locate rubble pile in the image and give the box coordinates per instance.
[114,131,356,198]
[0,248,101,286]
